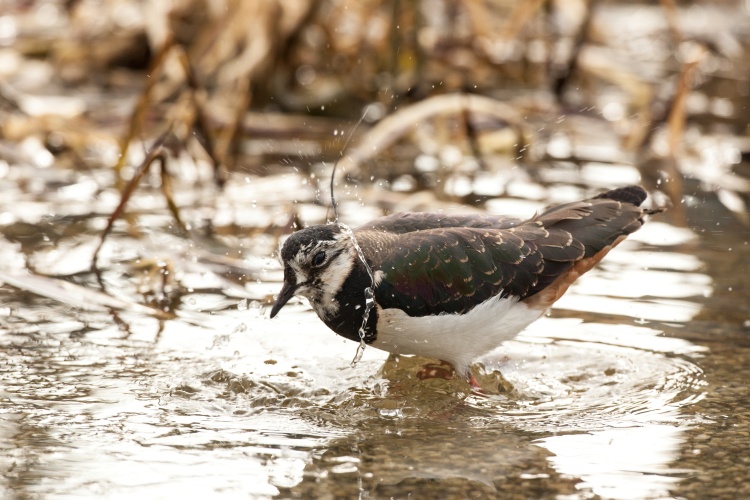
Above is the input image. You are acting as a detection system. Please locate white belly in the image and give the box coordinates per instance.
[372,295,544,376]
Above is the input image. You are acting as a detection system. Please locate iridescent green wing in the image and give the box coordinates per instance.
[357,224,583,317]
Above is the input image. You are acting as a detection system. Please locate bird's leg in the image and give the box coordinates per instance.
[468,373,483,389]
[416,360,484,390]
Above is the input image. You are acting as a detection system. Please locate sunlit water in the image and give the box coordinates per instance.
[3,175,739,499]
[3,2,750,493]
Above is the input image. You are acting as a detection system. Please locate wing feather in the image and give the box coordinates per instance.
[354,186,652,317]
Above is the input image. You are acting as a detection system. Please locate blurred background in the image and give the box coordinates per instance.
[2,0,749,228]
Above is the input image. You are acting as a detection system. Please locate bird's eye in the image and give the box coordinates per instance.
[311,251,326,267]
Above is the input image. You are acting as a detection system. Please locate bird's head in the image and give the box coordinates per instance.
[270,223,357,319]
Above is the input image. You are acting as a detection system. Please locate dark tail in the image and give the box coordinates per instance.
[593,185,647,206]
[522,185,662,308]
[594,185,665,215]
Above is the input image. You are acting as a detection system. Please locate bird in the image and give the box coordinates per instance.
[269,185,662,383]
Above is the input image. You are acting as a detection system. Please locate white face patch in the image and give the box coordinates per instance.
[308,247,356,319]
[286,232,356,320]
[289,261,308,286]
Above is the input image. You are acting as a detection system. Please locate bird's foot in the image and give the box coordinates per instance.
[416,361,486,393]
[417,360,513,394]
[416,360,456,381]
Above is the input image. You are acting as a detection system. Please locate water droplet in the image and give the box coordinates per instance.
[237,299,248,311]
[338,222,376,368]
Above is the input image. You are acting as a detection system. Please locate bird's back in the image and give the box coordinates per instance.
[354,186,656,317]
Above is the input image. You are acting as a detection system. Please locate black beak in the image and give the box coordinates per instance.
[269,279,298,318]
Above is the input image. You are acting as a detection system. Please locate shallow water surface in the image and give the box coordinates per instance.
[3,184,749,500]
[3,0,750,497]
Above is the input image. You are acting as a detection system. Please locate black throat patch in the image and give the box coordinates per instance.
[321,261,378,344]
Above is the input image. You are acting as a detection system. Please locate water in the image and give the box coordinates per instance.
[336,222,376,368]
[2,161,748,498]
[2,2,750,496]
[330,107,377,368]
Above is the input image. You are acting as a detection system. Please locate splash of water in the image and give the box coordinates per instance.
[337,222,376,367]
[328,107,375,368]
[329,107,369,222]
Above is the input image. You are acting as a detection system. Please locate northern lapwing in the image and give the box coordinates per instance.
[270,186,662,381]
